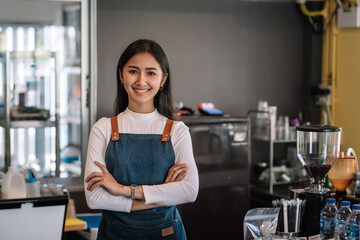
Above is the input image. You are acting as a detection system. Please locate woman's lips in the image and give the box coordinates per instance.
[133,88,150,93]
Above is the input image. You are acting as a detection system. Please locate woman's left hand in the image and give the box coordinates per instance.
[165,162,189,183]
[85,161,123,196]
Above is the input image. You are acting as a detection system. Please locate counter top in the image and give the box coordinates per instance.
[179,115,249,125]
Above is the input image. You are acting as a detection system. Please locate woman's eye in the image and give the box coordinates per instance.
[148,72,156,76]
[129,70,137,74]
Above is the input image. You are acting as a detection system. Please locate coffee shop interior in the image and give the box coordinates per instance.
[0,0,360,239]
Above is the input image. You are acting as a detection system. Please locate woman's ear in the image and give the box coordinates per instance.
[161,73,168,88]
[119,70,124,85]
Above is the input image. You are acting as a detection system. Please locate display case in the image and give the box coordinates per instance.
[0,0,92,184]
[1,51,60,177]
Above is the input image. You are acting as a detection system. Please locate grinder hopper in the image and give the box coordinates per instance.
[296,125,341,194]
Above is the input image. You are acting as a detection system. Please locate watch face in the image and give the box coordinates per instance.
[131,184,138,189]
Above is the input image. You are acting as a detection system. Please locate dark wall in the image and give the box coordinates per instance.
[96,0,321,120]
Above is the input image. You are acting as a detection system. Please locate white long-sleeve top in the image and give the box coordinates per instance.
[84,108,199,213]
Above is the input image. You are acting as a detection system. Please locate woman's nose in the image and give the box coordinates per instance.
[136,72,147,85]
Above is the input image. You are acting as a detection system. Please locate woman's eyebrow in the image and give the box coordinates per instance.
[127,66,158,71]
[127,66,139,69]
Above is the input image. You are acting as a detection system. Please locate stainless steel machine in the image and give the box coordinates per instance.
[178,116,250,240]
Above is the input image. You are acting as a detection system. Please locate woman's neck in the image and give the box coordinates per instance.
[127,103,155,114]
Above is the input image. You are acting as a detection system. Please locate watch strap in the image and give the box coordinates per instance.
[130,184,137,200]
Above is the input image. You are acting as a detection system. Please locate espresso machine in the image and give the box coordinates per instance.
[294,125,341,238]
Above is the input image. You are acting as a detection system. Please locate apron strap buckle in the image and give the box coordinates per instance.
[111,116,119,141]
[162,119,174,142]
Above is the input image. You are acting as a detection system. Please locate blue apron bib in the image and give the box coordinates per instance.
[97,116,186,240]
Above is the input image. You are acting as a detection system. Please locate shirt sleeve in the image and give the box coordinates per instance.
[142,121,199,206]
[84,118,133,213]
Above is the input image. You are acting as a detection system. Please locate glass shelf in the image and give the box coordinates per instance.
[60,116,81,125]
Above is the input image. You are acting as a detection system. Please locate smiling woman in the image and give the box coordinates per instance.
[84,39,199,240]
[120,52,168,113]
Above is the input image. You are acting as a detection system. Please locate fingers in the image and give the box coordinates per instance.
[94,161,109,174]
[87,176,103,191]
[166,162,180,180]
[88,180,103,191]
[85,172,103,182]
[174,171,188,182]
[172,163,188,178]
[165,163,189,183]
[165,163,181,183]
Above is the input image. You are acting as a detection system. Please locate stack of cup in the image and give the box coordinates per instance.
[272,199,305,237]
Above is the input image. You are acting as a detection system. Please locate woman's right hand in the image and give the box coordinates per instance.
[164,162,188,183]
[86,161,124,196]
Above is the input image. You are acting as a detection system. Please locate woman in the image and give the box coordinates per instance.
[84,39,199,240]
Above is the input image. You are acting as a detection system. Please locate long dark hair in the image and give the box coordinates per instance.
[114,39,174,119]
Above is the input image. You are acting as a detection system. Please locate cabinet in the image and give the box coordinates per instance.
[1,51,60,177]
[248,110,306,195]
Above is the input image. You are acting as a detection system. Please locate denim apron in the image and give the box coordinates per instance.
[97,116,186,240]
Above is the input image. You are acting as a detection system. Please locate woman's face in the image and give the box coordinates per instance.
[120,52,167,113]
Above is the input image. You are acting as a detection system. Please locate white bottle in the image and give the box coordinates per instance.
[26,169,40,198]
[1,166,26,199]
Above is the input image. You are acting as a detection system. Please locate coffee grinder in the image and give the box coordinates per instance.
[295,125,341,238]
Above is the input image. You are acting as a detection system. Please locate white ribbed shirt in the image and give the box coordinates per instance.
[84,108,199,213]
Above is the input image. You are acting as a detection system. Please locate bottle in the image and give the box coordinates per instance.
[335,201,352,240]
[1,166,26,199]
[255,100,268,140]
[320,198,338,239]
[26,169,40,198]
[348,204,360,240]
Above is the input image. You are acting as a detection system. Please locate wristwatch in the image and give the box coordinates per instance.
[130,184,138,200]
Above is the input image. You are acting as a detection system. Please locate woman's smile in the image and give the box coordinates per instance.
[121,52,167,113]
[133,87,151,94]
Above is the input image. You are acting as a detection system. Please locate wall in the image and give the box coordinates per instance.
[336,28,360,157]
[96,0,321,120]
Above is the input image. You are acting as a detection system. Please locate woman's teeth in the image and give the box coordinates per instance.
[134,89,149,93]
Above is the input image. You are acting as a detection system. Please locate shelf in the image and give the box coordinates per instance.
[60,115,81,125]
[9,51,56,60]
[253,137,296,143]
[63,66,81,75]
[231,142,249,146]
[251,178,307,186]
[273,139,296,143]
[0,119,57,128]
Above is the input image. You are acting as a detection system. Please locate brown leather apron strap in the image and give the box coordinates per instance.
[161,119,174,142]
[110,116,119,141]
